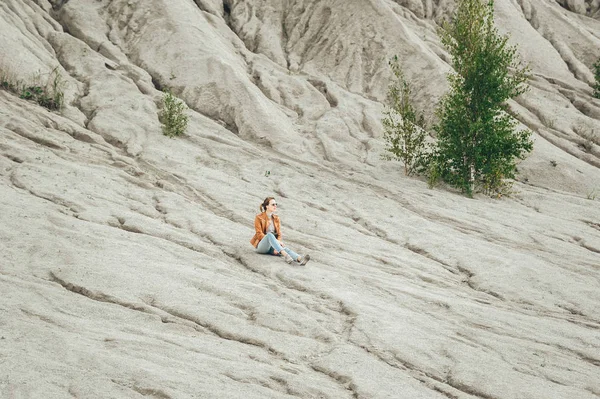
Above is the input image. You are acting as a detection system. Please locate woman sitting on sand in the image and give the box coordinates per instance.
[250,196,310,265]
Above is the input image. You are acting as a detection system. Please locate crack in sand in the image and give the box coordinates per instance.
[268,375,304,398]
[131,386,172,399]
[19,308,64,328]
[48,272,288,357]
[10,171,82,214]
[460,322,600,372]
[349,332,467,399]
[456,264,504,300]
[405,243,458,275]
[145,301,285,358]
[583,220,600,232]
[309,364,359,399]
[223,249,360,348]
[446,373,501,399]
[109,378,172,399]
[556,344,600,368]
[223,373,309,398]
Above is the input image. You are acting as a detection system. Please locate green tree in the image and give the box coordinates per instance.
[160,90,188,137]
[382,56,427,176]
[593,58,600,99]
[434,0,532,196]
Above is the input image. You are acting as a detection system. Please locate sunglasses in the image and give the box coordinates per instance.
[269,203,278,206]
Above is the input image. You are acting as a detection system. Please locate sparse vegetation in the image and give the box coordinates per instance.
[0,66,20,92]
[593,58,600,99]
[575,121,598,153]
[544,115,557,129]
[0,65,64,111]
[587,188,598,200]
[160,90,188,137]
[381,56,428,176]
[432,0,533,197]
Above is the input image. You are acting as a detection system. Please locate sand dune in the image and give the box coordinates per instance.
[1,0,599,398]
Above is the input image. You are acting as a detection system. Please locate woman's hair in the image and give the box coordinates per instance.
[260,197,275,212]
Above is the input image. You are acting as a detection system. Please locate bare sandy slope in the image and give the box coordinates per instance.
[1,0,599,398]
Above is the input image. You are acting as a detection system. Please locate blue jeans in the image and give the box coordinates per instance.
[256,233,299,261]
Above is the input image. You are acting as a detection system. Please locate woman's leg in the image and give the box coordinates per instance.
[256,234,304,263]
[256,233,284,254]
[281,247,300,262]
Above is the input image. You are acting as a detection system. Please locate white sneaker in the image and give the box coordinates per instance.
[281,251,293,264]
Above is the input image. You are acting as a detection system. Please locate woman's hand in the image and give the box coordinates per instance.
[273,250,280,255]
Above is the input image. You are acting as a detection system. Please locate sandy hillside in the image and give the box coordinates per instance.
[1,0,600,398]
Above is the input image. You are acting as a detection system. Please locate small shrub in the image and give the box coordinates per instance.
[426,156,441,188]
[481,168,513,198]
[160,90,188,137]
[49,67,65,109]
[381,55,428,176]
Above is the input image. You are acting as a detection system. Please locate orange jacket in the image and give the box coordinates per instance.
[250,212,281,248]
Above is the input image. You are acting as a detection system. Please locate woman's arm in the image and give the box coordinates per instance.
[254,215,265,243]
[274,217,283,246]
